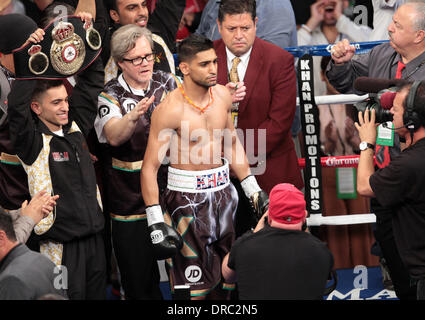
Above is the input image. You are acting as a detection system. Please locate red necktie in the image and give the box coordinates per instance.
[395,61,406,79]
[374,61,405,168]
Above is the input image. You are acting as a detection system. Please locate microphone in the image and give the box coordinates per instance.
[354,77,408,93]
[379,91,397,110]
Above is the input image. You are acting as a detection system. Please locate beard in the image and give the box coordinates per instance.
[192,76,217,89]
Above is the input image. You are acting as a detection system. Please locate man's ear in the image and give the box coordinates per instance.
[116,60,123,71]
[179,62,190,76]
[0,229,6,245]
[415,29,425,44]
[110,9,120,24]
[30,101,42,115]
[216,19,222,34]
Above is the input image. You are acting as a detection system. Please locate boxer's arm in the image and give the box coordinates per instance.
[221,88,251,180]
[141,96,178,206]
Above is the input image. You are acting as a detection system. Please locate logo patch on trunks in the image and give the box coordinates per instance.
[196,168,229,190]
[185,265,202,283]
[52,152,70,162]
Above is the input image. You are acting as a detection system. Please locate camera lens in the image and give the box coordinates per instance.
[354,100,393,123]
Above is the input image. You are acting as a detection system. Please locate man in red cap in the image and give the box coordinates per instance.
[222,183,334,300]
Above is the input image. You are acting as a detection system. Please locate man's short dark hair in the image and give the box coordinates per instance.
[0,212,17,242]
[177,34,214,63]
[106,0,147,12]
[31,79,65,103]
[218,0,257,23]
[400,81,425,128]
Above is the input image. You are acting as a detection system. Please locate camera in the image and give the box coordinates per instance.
[354,88,396,123]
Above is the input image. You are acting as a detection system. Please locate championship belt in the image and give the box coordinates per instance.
[13,15,102,79]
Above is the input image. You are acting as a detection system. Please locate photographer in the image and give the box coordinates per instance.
[356,81,425,300]
[221,183,333,300]
[326,1,425,300]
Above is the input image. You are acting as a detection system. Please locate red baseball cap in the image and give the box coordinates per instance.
[269,183,306,224]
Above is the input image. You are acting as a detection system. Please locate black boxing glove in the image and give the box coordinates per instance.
[146,205,183,260]
[240,175,269,221]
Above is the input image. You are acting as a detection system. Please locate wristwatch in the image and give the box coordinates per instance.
[359,141,375,151]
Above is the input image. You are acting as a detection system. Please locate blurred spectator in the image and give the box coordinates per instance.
[298,0,372,97]
[0,0,25,15]
[290,0,316,26]
[370,0,407,41]
[176,0,205,41]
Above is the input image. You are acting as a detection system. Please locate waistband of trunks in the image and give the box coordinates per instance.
[167,158,230,193]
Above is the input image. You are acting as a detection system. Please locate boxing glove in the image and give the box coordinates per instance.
[146,205,183,260]
[241,175,269,221]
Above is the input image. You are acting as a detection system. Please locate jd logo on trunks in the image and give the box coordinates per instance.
[52,152,70,162]
[185,265,202,283]
[196,169,229,190]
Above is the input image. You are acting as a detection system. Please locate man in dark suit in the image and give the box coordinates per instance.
[0,212,67,299]
[214,0,303,236]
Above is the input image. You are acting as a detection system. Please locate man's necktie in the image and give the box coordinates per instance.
[229,57,241,127]
[395,60,406,79]
[229,57,241,83]
[375,61,405,168]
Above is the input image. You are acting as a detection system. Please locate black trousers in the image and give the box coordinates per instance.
[62,232,107,300]
[111,218,162,300]
[416,278,425,300]
[373,208,417,300]
[230,178,257,239]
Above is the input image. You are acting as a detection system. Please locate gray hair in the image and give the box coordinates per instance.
[110,24,154,63]
[406,1,425,31]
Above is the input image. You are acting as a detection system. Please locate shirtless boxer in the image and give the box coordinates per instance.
[141,34,268,299]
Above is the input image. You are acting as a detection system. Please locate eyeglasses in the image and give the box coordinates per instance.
[122,53,155,66]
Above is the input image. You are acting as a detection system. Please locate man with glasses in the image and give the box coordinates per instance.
[105,0,186,83]
[94,24,178,299]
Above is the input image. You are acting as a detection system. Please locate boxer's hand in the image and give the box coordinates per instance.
[146,205,183,260]
[240,175,269,222]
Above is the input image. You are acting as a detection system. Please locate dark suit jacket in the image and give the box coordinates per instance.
[0,244,66,299]
[214,37,303,193]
